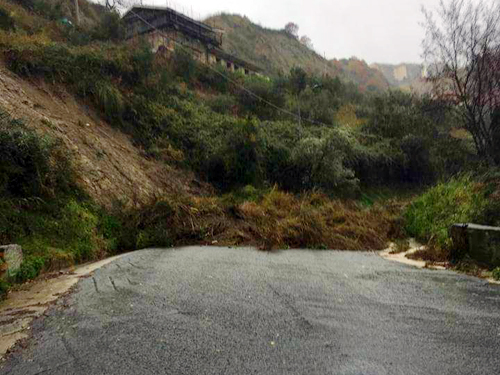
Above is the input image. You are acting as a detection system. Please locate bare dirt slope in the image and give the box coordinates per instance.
[0,62,205,207]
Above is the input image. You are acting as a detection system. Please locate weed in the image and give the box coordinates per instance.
[15,256,45,283]
[493,267,500,281]
[404,175,488,251]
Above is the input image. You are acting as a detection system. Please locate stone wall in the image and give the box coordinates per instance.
[450,224,500,266]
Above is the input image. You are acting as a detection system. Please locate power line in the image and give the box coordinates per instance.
[126,7,332,127]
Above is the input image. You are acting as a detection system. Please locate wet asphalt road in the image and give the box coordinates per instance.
[1,247,499,375]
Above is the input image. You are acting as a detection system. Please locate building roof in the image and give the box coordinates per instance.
[122,5,215,34]
[122,5,222,48]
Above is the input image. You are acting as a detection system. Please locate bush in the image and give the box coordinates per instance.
[207,94,238,115]
[32,0,64,21]
[289,129,359,193]
[16,256,45,283]
[172,50,198,83]
[493,267,500,281]
[94,80,124,120]
[404,175,489,251]
[237,76,284,120]
[0,111,73,198]
[92,11,126,42]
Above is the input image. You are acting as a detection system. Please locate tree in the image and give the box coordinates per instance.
[284,22,299,39]
[423,0,500,164]
[300,35,313,50]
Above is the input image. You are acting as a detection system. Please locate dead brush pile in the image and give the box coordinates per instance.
[116,194,231,250]
[122,189,398,251]
[235,189,395,250]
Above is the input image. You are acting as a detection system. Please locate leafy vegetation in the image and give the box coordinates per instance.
[0,111,114,283]
[493,267,500,281]
[403,175,498,261]
[0,0,498,295]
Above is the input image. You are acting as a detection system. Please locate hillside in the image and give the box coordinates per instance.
[0,0,488,298]
[205,13,389,91]
[0,62,205,208]
[370,63,425,90]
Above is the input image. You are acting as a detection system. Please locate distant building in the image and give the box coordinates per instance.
[122,5,263,76]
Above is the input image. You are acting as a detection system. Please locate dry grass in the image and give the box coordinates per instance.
[121,188,399,251]
[231,189,395,250]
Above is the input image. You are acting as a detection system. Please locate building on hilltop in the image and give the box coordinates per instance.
[122,5,263,76]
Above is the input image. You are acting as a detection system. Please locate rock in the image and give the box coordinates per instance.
[450,224,500,267]
[0,245,23,279]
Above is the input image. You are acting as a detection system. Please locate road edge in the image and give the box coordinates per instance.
[0,254,125,359]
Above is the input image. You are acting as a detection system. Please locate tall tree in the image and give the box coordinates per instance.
[423,0,500,164]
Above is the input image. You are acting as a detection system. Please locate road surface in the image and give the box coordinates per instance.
[1,247,499,374]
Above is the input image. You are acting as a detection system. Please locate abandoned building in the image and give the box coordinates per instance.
[122,5,263,76]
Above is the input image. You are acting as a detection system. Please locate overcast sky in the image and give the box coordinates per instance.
[138,0,443,64]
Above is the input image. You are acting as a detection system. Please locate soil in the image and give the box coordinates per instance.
[0,61,209,208]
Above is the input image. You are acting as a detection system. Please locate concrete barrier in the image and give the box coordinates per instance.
[450,224,500,266]
[0,245,23,280]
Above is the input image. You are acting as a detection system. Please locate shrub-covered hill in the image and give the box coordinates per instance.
[205,13,389,92]
[0,0,486,296]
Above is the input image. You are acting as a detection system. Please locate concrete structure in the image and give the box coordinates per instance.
[122,5,262,76]
[450,223,500,266]
[0,244,23,280]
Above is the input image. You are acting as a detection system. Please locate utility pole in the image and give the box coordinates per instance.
[74,0,80,25]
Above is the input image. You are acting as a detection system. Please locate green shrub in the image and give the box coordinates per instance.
[32,0,64,21]
[94,81,124,120]
[289,128,359,193]
[0,111,73,198]
[404,175,488,250]
[493,267,500,281]
[207,94,238,115]
[15,256,45,283]
[237,76,284,120]
[172,50,198,83]
[92,11,126,42]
